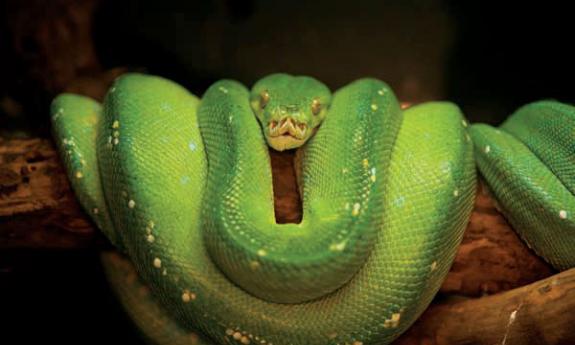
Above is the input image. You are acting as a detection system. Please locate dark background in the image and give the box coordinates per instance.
[1,0,574,344]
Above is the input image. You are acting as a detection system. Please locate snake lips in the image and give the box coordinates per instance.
[51,73,575,345]
[266,116,307,150]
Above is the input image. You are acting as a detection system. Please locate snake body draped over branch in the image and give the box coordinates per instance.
[51,73,575,345]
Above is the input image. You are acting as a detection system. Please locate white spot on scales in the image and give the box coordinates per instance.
[153,257,162,268]
[383,312,401,328]
[352,203,361,216]
[52,108,64,120]
[181,290,196,303]
[329,240,347,252]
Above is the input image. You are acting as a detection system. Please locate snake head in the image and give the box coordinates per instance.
[250,73,331,151]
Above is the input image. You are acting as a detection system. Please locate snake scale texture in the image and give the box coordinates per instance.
[51,73,575,345]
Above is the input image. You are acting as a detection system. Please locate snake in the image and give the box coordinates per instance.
[50,73,575,344]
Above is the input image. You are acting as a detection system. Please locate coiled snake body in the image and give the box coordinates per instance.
[52,73,575,344]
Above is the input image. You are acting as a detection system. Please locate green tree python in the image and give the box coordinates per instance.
[51,73,575,344]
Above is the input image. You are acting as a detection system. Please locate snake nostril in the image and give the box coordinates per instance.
[298,123,306,130]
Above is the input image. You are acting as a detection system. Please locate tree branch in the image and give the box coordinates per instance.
[396,267,575,345]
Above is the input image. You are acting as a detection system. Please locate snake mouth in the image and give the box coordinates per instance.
[268,118,307,140]
[266,118,308,151]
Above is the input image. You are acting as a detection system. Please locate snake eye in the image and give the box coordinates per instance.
[260,90,270,109]
[311,98,321,115]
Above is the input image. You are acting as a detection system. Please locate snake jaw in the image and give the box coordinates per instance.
[266,135,306,151]
[266,117,309,150]
[269,117,307,137]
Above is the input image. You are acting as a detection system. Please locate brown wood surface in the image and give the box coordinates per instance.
[396,267,575,345]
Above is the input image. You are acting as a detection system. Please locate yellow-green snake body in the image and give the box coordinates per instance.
[51,73,574,344]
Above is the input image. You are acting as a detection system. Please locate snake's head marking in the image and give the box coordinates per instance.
[250,73,331,151]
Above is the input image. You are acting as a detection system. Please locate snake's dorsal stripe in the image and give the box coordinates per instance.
[51,94,121,248]
[471,123,575,270]
[501,101,575,197]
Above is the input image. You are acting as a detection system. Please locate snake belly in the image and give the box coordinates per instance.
[51,73,476,345]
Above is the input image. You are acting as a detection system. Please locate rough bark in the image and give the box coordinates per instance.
[396,267,575,345]
[0,137,102,248]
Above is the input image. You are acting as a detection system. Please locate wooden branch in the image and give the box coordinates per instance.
[443,181,554,296]
[0,137,107,248]
[396,267,575,345]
